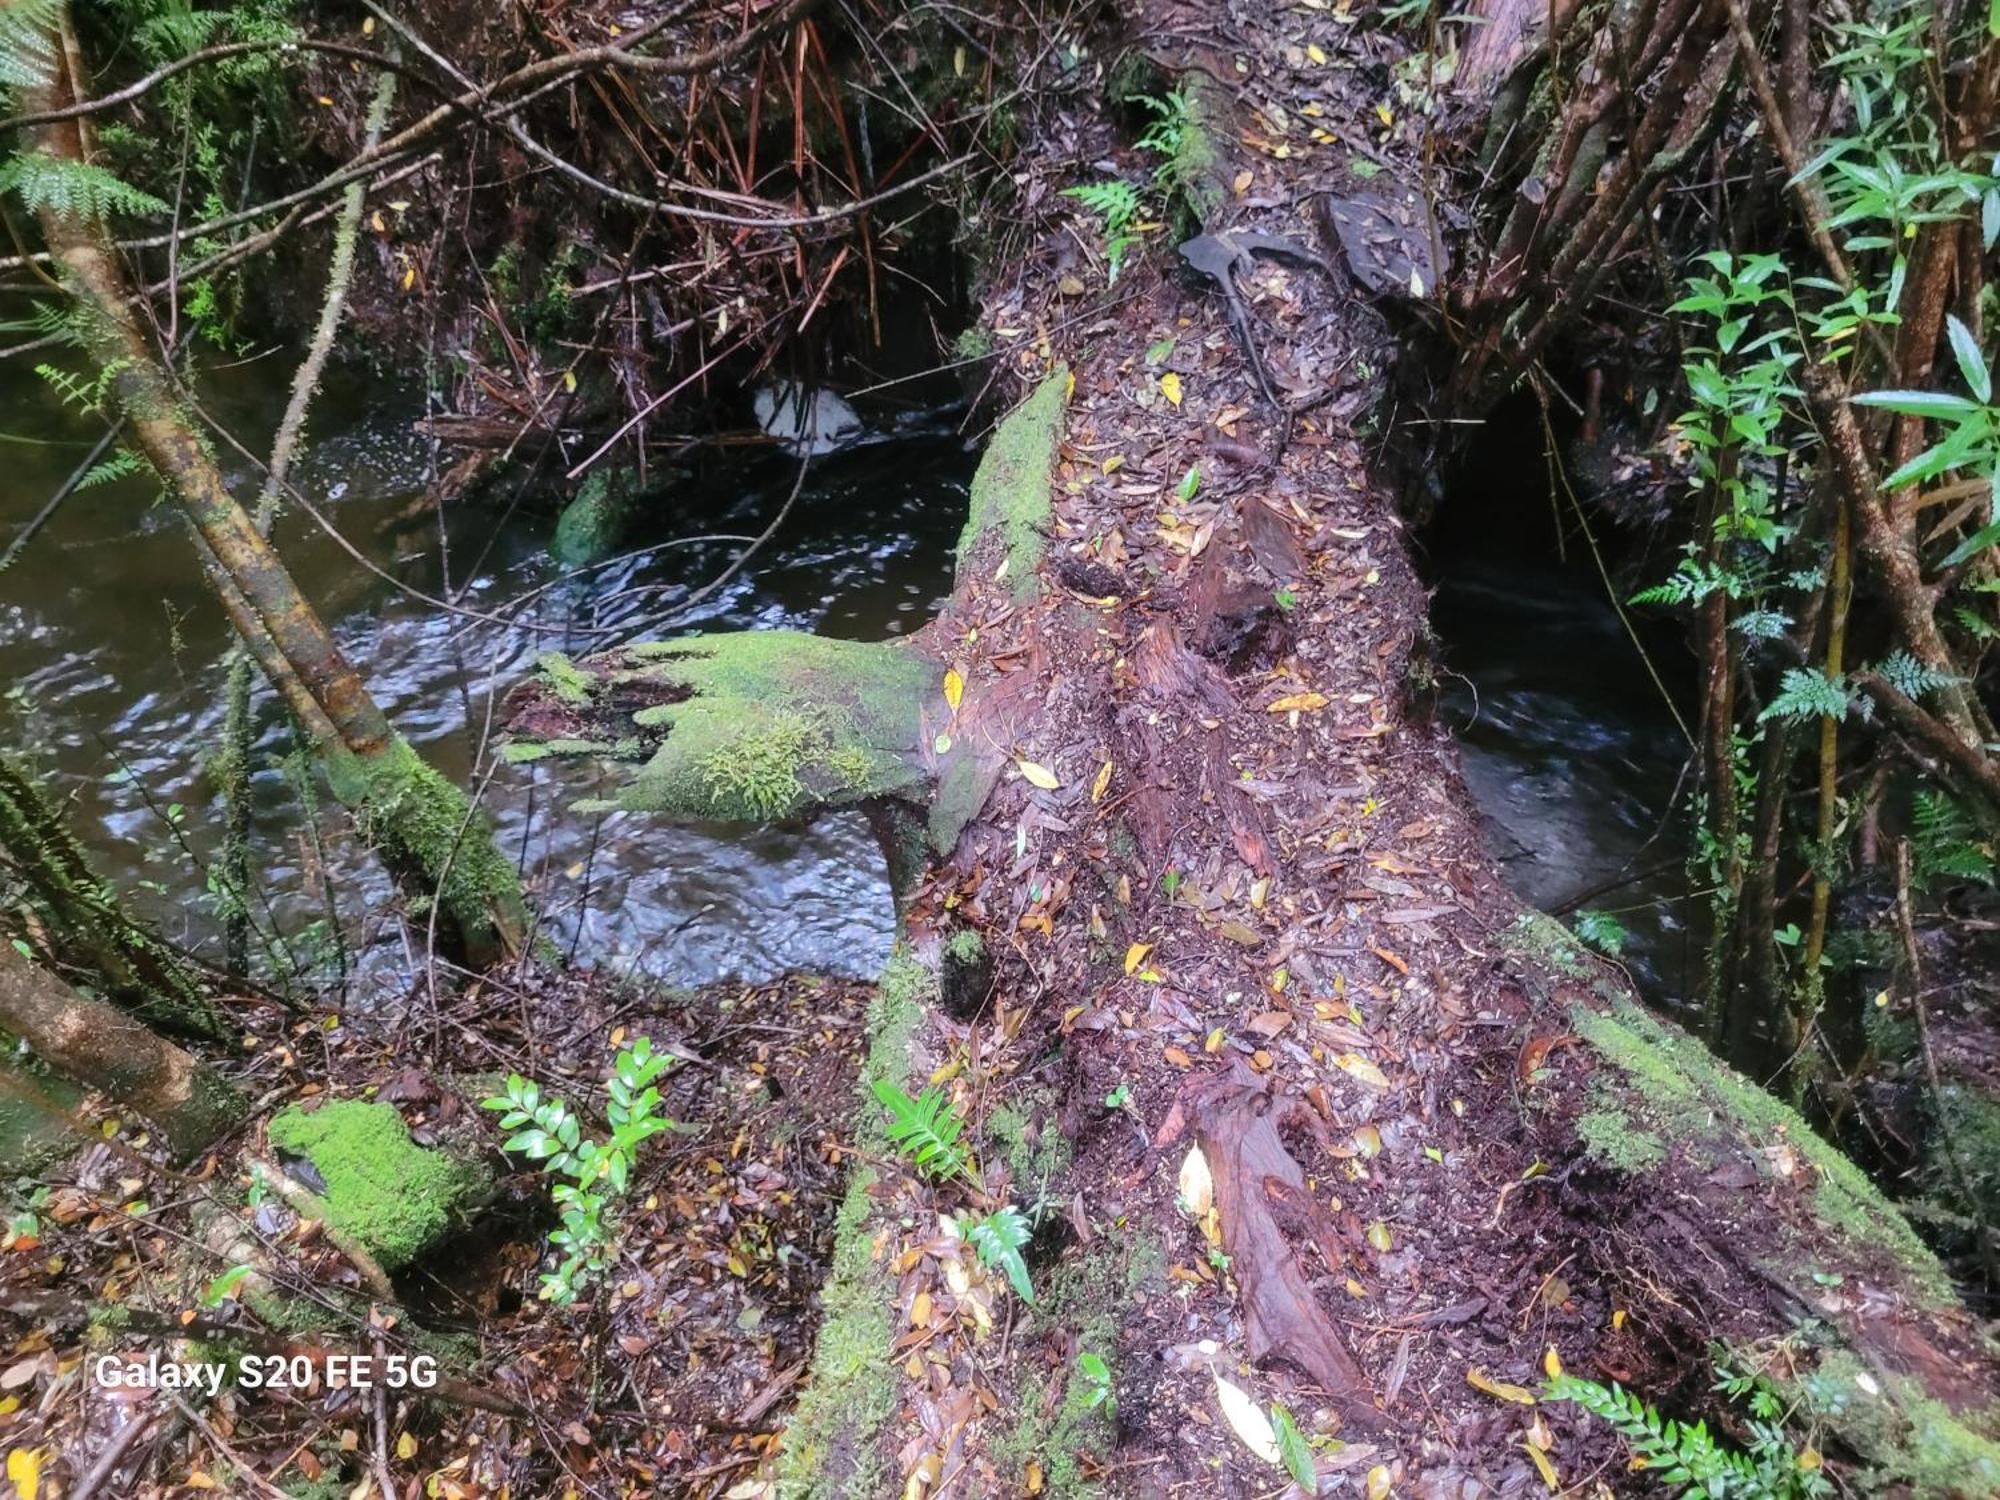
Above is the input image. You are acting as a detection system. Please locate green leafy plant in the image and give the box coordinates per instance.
[0,0,63,91]
[1545,1371,1830,1498]
[1572,908,1629,958]
[1076,1351,1113,1411]
[483,1037,677,1303]
[872,1080,973,1183]
[1911,789,1996,890]
[1061,178,1144,280]
[0,153,168,221]
[965,1204,1034,1303]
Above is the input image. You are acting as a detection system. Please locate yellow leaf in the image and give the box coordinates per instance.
[1612,1308,1627,1332]
[1366,1464,1393,1500]
[1365,1220,1392,1252]
[1523,1439,1560,1492]
[1266,691,1329,713]
[1091,760,1113,803]
[1334,1052,1390,1089]
[1467,1368,1537,1405]
[397,1432,418,1461]
[1159,372,1184,408]
[8,1446,43,1500]
[943,668,964,713]
[1124,942,1153,976]
[1015,759,1060,790]
[1544,1345,1563,1378]
[401,264,416,292]
[1307,43,1327,63]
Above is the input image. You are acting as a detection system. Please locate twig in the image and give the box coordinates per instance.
[250,1156,397,1302]
[0,419,120,574]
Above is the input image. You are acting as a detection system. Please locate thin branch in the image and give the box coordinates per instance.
[0,39,436,130]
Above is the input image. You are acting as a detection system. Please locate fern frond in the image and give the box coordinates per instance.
[0,153,169,222]
[872,1080,969,1182]
[76,449,145,491]
[1758,667,1849,725]
[0,0,63,90]
[1873,649,1964,701]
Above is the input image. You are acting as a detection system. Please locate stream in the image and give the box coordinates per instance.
[1424,420,1703,1017]
[4,357,1699,1016]
[0,358,970,995]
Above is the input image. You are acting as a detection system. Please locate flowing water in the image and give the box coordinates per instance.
[0,358,972,995]
[4,354,1701,1014]
[1425,435,1703,1015]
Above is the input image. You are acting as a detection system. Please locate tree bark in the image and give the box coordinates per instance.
[0,940,239,1160]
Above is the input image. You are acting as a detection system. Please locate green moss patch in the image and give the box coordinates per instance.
[1794,1350,2000,1498]
[955,368,1069,597]
[597,631,935,822]
[322,735,528,963]
[1571,1000,1952,1306]
[266,1100,483,1272]
[774,949,932,1498]
[988,1230,1165,1496]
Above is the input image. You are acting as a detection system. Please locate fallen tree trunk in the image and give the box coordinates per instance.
[507,30,1999,1500]
[0,939,239,1161]
[17,3,527,967]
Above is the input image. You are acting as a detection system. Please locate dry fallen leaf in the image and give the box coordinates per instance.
[1467,1368,1538,1405]
[1178,1144,1214,1217]
[1124,942,1153,975]
[1159,371,1184,407]
[943,668,964,713]
[1213,1375,1280,1466]
[1334,1052,1390,1089]
[6,1448,42,1500]
[1091,760,1113,802]
[1266,691,1329,713]
[1015,759,1060,790]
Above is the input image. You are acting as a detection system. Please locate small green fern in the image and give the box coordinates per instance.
[872,1080,971,1182]
[1912,790,1995,889]
[1062,178,1145,280]
[1873,649,1964,702]
[76,449,145,491]
[0,153,169,222]
[1545,1373,1828,1498]
[1758,667,1849,725]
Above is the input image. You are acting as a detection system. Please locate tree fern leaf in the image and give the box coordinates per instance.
[0,0,63,90]
[0,153,169,221]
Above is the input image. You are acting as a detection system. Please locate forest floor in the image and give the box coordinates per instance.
[4,1,1998,1498]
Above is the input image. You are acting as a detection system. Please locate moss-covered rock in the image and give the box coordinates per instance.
[550,470,639,566]
[954,368,1068,598]
[266,1100,484,1272]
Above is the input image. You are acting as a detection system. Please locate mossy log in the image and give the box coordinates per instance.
[1502,913,2000,1495]
[0,755,227,1040]
[506,370,1071,870]
[265,1099,487,1273]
